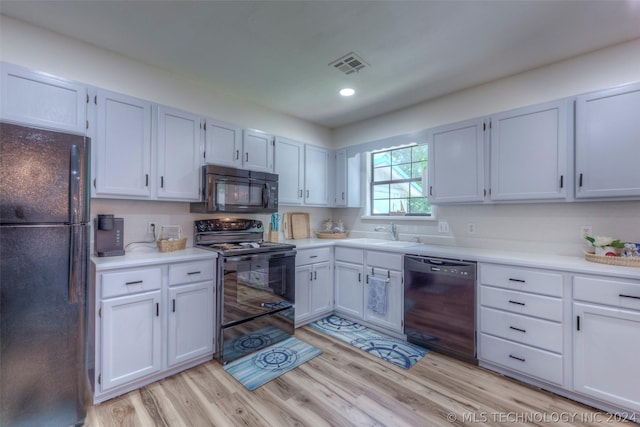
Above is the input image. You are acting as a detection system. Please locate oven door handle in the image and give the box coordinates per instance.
[224,250,296,263]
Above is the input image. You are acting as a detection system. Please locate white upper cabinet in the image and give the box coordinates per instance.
[304,144,330,205]
[242,129,274,172]
[275,137,305,205]
[334,149,361,208]
[1,62,87,134]
[94,89,153,198]
[203,118,242,168]
[156,106,202,201]
[575,82,640,199]
[490,99,571,201]
[427,118,486,204]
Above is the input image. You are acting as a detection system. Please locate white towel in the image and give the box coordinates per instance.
[367,276,389,315]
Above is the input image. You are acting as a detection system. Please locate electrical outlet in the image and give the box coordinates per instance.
[438,221,449,233]
[147,221,157,235]
[467,222,475,234]
[580,225,593,240]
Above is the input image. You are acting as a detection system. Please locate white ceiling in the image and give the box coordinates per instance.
[2,1,640,129]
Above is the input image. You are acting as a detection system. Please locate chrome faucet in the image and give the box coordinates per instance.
[375,222,399,241]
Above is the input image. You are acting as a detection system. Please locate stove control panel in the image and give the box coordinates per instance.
[195,218,263,233]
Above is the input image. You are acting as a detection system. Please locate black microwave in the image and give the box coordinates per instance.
[190,165,278,214]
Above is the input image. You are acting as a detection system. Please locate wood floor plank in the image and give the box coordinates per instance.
[86,325,630,426]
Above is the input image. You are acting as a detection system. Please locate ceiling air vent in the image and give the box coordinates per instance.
[329,52,369,75]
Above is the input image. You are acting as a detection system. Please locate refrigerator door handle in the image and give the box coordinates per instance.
[69,144,81,225]
[68,225,88,304]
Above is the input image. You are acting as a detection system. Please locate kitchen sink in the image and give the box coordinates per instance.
[343,238,389,244]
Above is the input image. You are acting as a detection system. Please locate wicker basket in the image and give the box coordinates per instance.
[316,231,349,239]
[584,251,640,267]
[156,225,187,252]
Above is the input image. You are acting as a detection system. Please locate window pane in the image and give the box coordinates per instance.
[390,198,407,213]
[408,197,431,214]
[391,163,412,181]
[410,180,423,197]
[390,182,410,198]
[412,161,426,179]
[373,166,390,182]
[372,199,389,214]
[391,147,412,165]
[372,151,391,167]
[372,184,389,199]
[412,145,428,162]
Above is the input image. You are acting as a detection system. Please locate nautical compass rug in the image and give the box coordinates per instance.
[223,336,322,391]
[310,315,428,370]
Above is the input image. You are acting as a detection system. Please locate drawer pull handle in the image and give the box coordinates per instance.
[508,300,525,306]
[187,271,201,275]
[126,280,143,285]
[508,354,525,362]
[509,326,526,333]
[309,255,318,259]
[619,294,640,300]
[508,278,526,283]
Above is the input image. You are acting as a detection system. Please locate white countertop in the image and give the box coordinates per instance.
[288,238,640,280]
[91,247,217,271]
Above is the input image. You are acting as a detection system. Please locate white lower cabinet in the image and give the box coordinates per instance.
[364,251,403,334]
[168,281,214,367]
[573,275,640,413]
[101,289,162,391]
[478,263,566,386]
[334,247,365,320]
[91,253,216,403]
[295,247,333,326]
[334,247,403,335]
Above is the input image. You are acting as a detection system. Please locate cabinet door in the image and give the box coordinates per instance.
[95,89,152,197]
[1,62,87,134]
[574,302,640,412]
[168,281,214,367]
[334,149,361,208]
[311,262,333,315]
[364,269,403,333]
[428,118,486,203]
[575,82,640,199]
[275,137,304,205]
[101,291,162,391]
[243,129,274,172]
[295,265,312,322]
[304,145,329,205]
[157,106,202,201]
[204,118,242,168]
[490,100,570,201]
[334,261,364,319]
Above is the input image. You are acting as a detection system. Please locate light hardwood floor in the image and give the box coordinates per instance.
[87,326,628,426]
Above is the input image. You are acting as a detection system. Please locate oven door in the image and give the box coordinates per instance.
[221,250,295,327]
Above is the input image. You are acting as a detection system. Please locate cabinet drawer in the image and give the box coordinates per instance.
[366,250,402,271]
[480,307,563,353]
[168,260,215,285]
[101,267,162,298]
[335,247,364,264]
[296,247,332,266]
[574,275,640,310]
[480,333,563,385]
[480,285,562,322]
[480,264,563,297]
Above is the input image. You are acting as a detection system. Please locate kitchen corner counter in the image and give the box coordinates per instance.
[283,237,640,280]
[91,247,216,271]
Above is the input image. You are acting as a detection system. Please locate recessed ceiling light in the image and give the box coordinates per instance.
[340,88,355,97]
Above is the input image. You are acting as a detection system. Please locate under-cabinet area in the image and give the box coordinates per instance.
[89,249,217,404]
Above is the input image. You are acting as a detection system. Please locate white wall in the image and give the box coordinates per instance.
[2,15,639,256]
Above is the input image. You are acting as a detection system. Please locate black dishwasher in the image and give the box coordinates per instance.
[403,255,477,364]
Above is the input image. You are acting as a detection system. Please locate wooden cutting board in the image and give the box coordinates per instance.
[290,212,310,239]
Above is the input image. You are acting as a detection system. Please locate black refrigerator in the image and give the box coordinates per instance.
[0,122,89,426]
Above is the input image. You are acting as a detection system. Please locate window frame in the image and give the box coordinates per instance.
[367,144,432,218]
